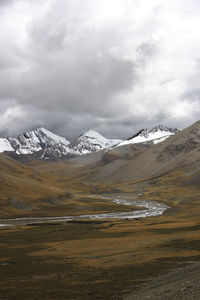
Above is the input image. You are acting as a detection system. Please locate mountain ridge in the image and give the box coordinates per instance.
[47,120,199,187]
[118,125,179,147]
[0,124,180,161]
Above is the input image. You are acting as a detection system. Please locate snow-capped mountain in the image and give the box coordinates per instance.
[0,128,122,160]
[117,125,179,147]
[69,130,122,155]
[0,128,77,160]
[9,127,70,154]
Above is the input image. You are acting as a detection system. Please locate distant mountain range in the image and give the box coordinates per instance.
[0,125,179,161]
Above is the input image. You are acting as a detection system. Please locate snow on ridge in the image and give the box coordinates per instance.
[0,125,179,160]
[81,129,102,138]
[0,127,73,158]
[153,135,170,144]
[80,129,121,146]
[0,138,14,153]
[71,129,122,155]
[117,125,179,147]
[39,127,70,145]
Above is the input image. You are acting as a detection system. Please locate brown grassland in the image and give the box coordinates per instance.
[0,162,200,299]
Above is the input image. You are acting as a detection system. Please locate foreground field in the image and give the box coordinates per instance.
[0,182,200,299]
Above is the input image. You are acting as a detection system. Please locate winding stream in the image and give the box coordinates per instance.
[0,197,169,227]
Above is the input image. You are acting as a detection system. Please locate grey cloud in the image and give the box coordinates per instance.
[0,0,199,140]
[19,54,135,118]
[0,0,14,8]
[136,40,159,64]
[28,14,67,52]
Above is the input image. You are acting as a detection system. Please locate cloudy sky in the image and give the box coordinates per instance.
[0,0,200,140]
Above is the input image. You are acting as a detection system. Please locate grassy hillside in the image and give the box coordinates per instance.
[0,154,134,218]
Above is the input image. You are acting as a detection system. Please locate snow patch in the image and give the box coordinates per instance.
[0,138,14,153]
[39,128,70,146]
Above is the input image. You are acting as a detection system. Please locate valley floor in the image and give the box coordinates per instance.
[0,189,200,299]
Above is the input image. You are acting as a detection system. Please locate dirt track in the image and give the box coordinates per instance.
[125,262,200,300]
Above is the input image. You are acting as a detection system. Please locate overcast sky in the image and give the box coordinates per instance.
[0,0,200,140]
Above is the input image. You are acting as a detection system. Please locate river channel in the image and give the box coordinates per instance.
[0,197,169,227]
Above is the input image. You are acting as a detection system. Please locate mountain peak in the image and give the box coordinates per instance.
[37,127,48,132]
[148,125,179,134]
[0,127,72,159]
[69,129,122,155]
[118,125,180,147]
[34,127,70,146]
[80,129,102,139]
[151,124,169,130]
